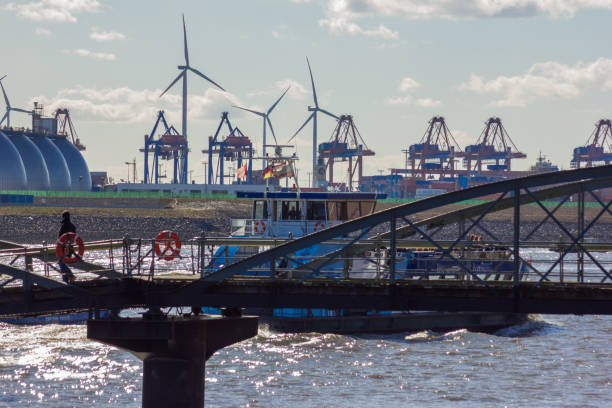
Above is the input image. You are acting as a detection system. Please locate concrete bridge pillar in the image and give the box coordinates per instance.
[87,312,258,408]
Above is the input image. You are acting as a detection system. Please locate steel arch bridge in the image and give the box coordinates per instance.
[2,165,612,316]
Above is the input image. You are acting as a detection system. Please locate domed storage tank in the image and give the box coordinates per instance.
[53,137,91,191]
[8,133,51,190]
[0,131,27,190]
[31,135,71,191]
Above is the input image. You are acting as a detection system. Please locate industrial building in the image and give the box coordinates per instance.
[0,90,91,191]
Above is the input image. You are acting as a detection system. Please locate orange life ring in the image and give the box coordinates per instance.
[56,232,85,264]
[254,220,266,234]
[154,230,182,261]
[313,221,325,232]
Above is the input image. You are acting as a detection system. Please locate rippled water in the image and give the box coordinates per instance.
[1,246,611,407]
[0,314,610,407]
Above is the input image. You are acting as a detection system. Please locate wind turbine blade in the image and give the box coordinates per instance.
[266,116,278,144]
[306,57,318,108]
[318,108,339,120]
[182,14,189,66]
[11,108,31,114]
[0,75,6,81]
[187,66,225,91]
[0,112,7,126]
[160,71,185,97]
[233,105,264,117]
[287,113,313,143]
[267,86,290,115]
[0,81,9,108]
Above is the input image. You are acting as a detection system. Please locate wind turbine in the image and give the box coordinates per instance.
[287,58,338,187]
[160,14,225,184]
[0,75,31,128]
[233,87,290,170]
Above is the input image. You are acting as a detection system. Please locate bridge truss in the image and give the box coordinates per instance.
[1,165,612,317]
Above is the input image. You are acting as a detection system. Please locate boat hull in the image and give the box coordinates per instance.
[0,310,110,325]
[260,311,528,334]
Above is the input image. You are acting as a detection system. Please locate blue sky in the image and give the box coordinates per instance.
[1,0,612,185]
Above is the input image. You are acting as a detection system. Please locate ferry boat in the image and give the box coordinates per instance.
[204,189,527,333]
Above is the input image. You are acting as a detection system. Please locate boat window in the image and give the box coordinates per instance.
[347,201,361,220]
[360,200,375,215]
[328,201,348,221]
[280,201,300,220]
[253,200,268,219]
[306,201,326,220]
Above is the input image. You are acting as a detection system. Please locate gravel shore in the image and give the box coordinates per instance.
[0,198,610,245]
[1,213,609,246]
[0,214,226,244]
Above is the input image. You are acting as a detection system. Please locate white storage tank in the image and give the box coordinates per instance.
[53,137,91,191]
[8,132,51,190]
[0,131,27,190]
[31,135,71,191]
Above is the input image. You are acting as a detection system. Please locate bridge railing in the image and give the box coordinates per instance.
[2,235,612,292]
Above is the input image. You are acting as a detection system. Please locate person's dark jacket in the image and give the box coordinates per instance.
[59,212,76,238]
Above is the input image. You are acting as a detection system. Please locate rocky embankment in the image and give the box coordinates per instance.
[0,214,226,244]
[0,198,252,244]
[0,198,610,244]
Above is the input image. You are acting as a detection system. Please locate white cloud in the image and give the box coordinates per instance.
[90,28,126,42]
[386,76,441,107]
[414,97,442,107]
[65,49,116,61]
[275,79,310,100]
[35,27,51,36]
[450,129,472,146]
[319,16,399,39]
[30,86,241,124]
[459,58,612,106]
[386,95,413,105]
[399,77,420,92]
[300,0,612,39]
[317,0,612,20]
[246,79,310,101]
[6,0,100,22]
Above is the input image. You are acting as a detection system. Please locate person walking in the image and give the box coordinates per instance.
[58,211,77,283]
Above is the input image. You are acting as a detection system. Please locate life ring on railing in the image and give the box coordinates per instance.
[154,230,182,261]
[254,220,266,234]
[56,232,85,264]
[313,221,326,232]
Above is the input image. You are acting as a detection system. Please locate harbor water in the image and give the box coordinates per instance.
[0,315,611,407]
[0,248,611,407]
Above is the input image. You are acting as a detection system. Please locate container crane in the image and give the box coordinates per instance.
[202,112,253,185]
[317,115,374,190]
[408,116,464,180]
[464,117,526,174]
[140,110,186,184]
[571,119,612,168]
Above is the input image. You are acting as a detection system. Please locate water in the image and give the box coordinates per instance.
[0,315,610,407]
[0,247,611,407]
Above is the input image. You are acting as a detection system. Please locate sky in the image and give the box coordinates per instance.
[1,0,612,186]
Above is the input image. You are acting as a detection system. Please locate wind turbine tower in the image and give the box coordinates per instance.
[160,15,225,184]
[233,87,290,170]
[288,58,338,187]
[0,75,31,128]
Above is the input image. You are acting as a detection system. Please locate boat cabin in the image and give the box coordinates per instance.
[233,191,386,237]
